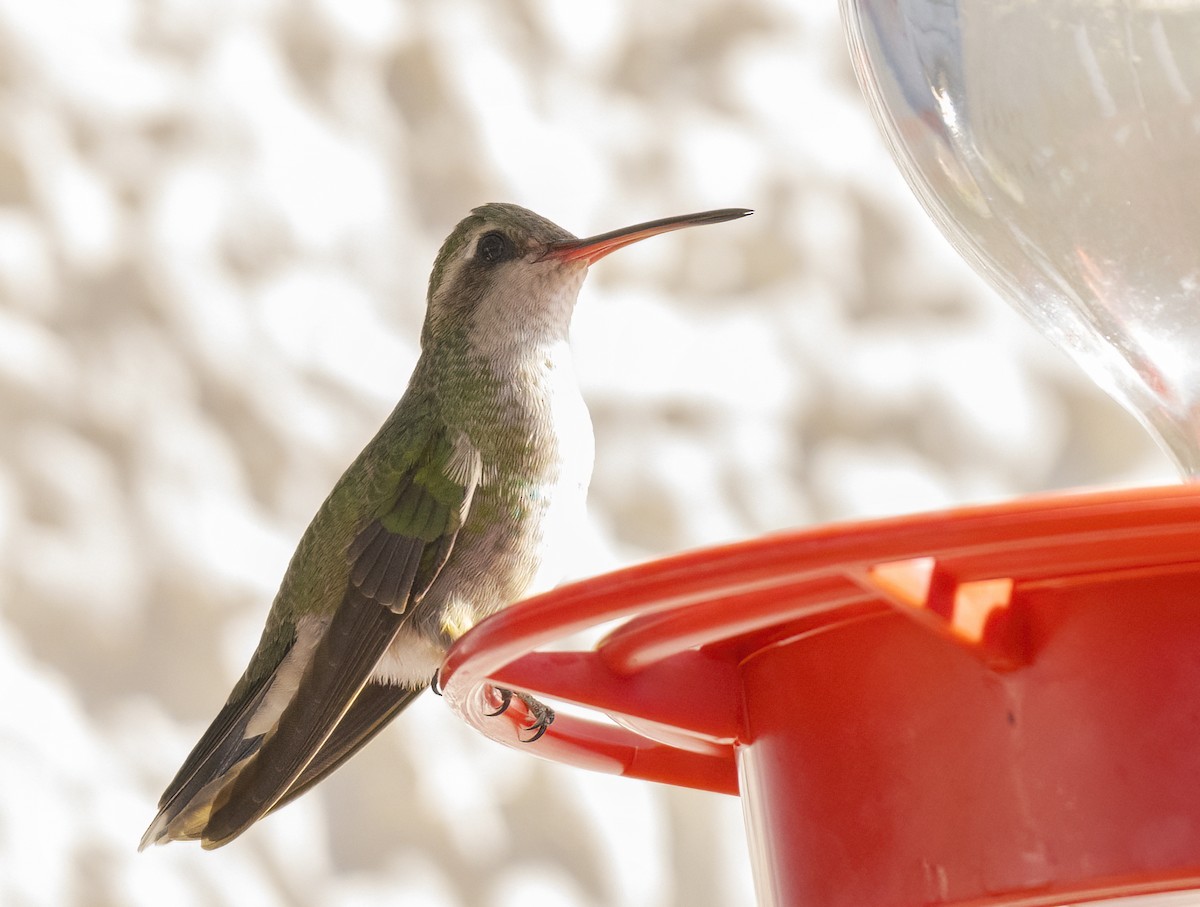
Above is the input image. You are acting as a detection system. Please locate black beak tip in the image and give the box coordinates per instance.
[718,207,754,221]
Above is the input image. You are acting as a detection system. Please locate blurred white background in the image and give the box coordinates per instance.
[0,0,1178,905]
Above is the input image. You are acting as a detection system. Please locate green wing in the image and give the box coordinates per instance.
[145,424,479,849]
[199,428,479,847]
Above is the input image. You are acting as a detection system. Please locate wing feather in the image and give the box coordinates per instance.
[143,423,482,849]
[200,584,408,847]
[264,682,424,817]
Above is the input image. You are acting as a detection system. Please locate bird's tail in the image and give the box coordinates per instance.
[141,682,424,849]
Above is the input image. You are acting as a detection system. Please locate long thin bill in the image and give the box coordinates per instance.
[540,207,753,264]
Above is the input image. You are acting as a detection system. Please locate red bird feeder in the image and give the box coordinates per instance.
[440,485,1200,906]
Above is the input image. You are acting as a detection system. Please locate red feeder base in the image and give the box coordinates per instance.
[440,485,1200,906]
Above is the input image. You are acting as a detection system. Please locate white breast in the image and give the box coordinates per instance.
[523,339,594,597]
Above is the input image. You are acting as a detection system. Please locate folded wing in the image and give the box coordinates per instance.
[142,426,480,849]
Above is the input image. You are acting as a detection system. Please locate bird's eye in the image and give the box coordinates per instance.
[476,231,514,264]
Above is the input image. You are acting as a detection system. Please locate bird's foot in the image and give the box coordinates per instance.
[486,687,555,743]
[430,669,443,697]
[516,693,555,742]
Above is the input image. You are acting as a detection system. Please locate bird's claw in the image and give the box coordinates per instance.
[486,687,554,742]
[519,694,555,743]
[486,687,513,717]
[430,669,443,697]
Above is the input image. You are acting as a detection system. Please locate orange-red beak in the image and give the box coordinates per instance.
[539,208,752,265]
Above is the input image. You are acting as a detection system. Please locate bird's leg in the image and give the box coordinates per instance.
[486,687,554,742]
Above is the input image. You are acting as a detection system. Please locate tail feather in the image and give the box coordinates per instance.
[139,680,273,850]
[140,754,256,848]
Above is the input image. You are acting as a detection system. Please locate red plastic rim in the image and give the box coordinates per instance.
[441,489,1200,906]
[441,484,1200,905]
[439,484,1200,790]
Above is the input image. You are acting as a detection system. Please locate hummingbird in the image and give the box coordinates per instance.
[140,202,752,850]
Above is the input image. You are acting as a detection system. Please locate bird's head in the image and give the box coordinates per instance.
[422,202,752,355]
